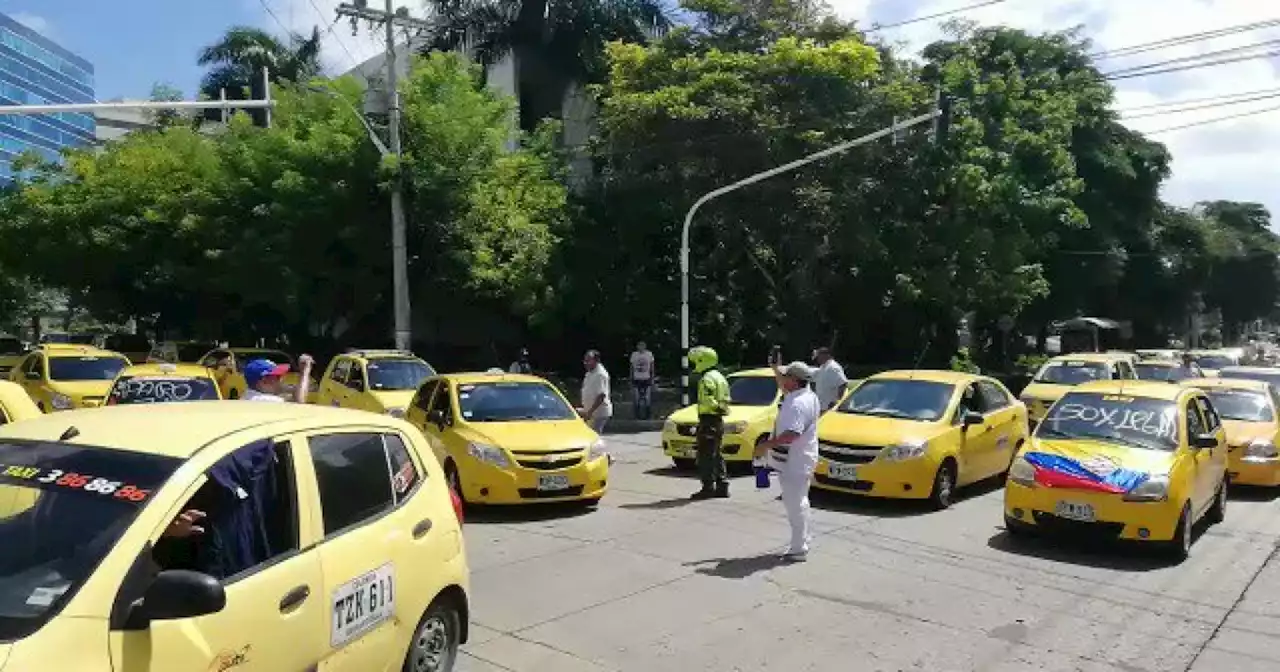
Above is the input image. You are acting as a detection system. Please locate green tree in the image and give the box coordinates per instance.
[148,83,186,128]
[197,26,323,124]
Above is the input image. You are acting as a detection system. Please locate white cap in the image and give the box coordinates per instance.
[776,361,814,381]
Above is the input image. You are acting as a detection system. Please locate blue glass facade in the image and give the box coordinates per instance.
[0,12,95,182]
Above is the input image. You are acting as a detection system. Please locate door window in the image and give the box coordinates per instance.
[200,350,230,368]
[309,433,396,536]
[977,381,1011,412]
[0,407,8,425]
[955,383,982,423]
[22,355,41,379]
[426,382,454,425]
[346,364,366,392]
[385,434,421,502]
[330,358,352,384]
[1196,397,1222,432]
[1186,401,1206,439]
[414,380,440,412]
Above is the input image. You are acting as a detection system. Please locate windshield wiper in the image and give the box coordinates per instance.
[852,409,917,420]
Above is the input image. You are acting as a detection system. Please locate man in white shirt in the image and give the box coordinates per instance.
[578,350,613,434]
[813,347,849,412]
[241,355,314,403]
[629,341,655,419]
[754,361,820,562]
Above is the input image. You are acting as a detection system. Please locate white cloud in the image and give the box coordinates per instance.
[11,12,53,39]
[822,0,1280,222]
[258,0,387,74]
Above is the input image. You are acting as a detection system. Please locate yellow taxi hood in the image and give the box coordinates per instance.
[1222,419,1274,446]
[48,379,115,398]
[667,403,772,425]
[0,642,9,670]
[465,420,598,452]
[369,389,416,410]
[818,411,949,446]
[1021,381,1074,401]
[1028,437,1176,477]
[0,381,39,421]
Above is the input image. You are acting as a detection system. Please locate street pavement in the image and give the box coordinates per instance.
[456,431,1280,671]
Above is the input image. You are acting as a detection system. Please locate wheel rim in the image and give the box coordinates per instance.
[409,614,453,672]
[937,468,954,506]
[1220,483,1228,514]
[1181,511,1191,552]
[447,466,461,499]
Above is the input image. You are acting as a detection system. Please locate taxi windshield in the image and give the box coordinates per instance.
[729,376,777,406]
[1134,363,1192,382]
[233,351,292,371]
[457,382,576,422]
[1195,355,1236,370]
[1219,369,1280,391]
[1204,389,1274,422]
[0,440,180,641]
[838,379,954,422]
[48,356,127,382]
[108,376,220,404]
[1033,361,1108,385]
[368,359,435,391]
[1036,392,1178,452]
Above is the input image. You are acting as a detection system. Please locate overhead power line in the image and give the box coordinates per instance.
[1091,18,1280,60]
[1104,48,1280,81]
[1121,91,1280,119]
[1103,38,1280,77]
[307,0,363,71]
[1115,86,1280,112]
[1141,102,1280,135]
[863,0,1007,34]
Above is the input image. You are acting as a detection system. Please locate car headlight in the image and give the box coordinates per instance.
[724,421,747,434]
[467,442,510,467]
[587,438,609,461]
[1245,439,1279,459]
[881,440,927,462]
[385,407,406,419]
[1008,456,1037,487]
[1122,475,1170,502]
[50,393,73,410]
[663,419,677,433]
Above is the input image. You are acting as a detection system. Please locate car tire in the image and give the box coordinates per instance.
[1206,478,1227,525]
[402,596,462,672]
[1163,503,1193,562]
[928,460,957,511]
[445,461,466,506]
[1004,515,1034,538]
[672,457,697,471]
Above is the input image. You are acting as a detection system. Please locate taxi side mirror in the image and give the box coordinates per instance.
[139,570,226,621]
[962,411,984,428]
[1190,433,1219,450]
[25,370,40,380]
[428,408,446,428]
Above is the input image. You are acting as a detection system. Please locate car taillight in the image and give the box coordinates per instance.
[449,487,464,525]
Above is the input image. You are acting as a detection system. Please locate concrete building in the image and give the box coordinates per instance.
[94,103,154,143]
[0,12,95,181]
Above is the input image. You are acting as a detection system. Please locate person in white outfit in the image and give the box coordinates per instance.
[578,350,613,434]
[754,361,821,562]
[812,347,849,412]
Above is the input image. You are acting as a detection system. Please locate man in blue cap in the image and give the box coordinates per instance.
[242,355,314,403]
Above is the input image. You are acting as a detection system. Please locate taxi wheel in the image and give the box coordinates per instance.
[445,461,466,505]
[403,598,461,672]
[1206,479,1227,525]
[1163,503,1193,562]
[672,457,697,471]
[928,460,957,511]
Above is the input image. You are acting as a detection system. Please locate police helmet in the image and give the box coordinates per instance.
[687,346,719,373]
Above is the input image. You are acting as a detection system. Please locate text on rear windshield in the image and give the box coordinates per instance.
[109,376,220,404]
[1039,393,1179,450]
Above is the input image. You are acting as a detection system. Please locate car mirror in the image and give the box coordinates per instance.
[1190,433,1219,450]
[428,408,445,428]
[25,371,40,380]
[962,411,984,427]
[138,570,225,621]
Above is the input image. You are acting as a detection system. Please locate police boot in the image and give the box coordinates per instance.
[690,482,716,500]
[713,481,730,498]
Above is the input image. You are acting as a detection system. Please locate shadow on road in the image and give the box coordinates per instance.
[463,501,598,525]
[1229,484,1280,502]
[686,553,788,579]
[617,496,699,511]
[985,522,1209,571]
[807,475,1006,518]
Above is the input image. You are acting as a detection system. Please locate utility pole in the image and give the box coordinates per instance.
[337,1,433,351]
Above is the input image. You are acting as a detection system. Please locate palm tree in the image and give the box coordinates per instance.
[423,0,673,132]
[197,26,324,123]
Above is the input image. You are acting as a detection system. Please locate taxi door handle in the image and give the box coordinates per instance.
[279,585,311,613]
[412,518,433,539]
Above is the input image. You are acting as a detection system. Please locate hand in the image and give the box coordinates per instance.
[753,442,770,459]
[576,407,588,418]
[165,509,207,538]
[298,354,314,373]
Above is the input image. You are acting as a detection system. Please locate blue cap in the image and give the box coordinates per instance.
[243,359,290,387]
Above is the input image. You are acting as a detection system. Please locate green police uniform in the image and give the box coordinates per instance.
[689,346,731,498]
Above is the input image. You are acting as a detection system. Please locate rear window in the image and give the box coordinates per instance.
[1220,369,1280,391]
[48,356,127,381]
[1034,361,1109,385]
[729,376,777,406]
[1134,363,1192,382]
[108,376,220,405]
[368,359,435,391]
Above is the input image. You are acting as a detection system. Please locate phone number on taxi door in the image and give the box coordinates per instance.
[0,465,152,502]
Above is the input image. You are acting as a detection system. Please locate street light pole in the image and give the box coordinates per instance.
[678,110,940,404]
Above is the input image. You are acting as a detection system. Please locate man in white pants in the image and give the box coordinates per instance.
[754,361,821,562]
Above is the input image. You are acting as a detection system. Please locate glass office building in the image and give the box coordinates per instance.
[0,12,95,182]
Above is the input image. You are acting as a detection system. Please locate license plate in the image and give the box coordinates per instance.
[331,563,395,648]
[1054,501,1096,522]
[669,441,695,457]
[538,474,571,491]
[828,463,858,481]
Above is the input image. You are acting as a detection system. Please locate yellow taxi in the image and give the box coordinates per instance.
[813,370,1028,509]
[1180,377,1280,487]
[1004,380,1228,560]
[105,362,224,406]
[1020,353,1138,425]
[661,367,781,469]
[1136,349,1178,361]
[1189,349,1239,377]
[314,349,436,418]
[406,371,609,505]
[198,347,315,401]
[0,402,469,670]
[1133,359,1203,383]
[1217,366,1280,391]
[0,336,26,379]
[7,344,131,412]
[0,379,40,425]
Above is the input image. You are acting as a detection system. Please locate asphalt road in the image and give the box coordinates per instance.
[455,431,1280,672]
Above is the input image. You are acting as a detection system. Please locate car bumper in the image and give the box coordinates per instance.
[458,456,609,504]
[1229,456,1280,487]
[661,434,754,462]
[810,457,938,500]
[1003,481,1181,542]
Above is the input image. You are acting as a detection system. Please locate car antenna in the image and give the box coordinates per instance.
[59,426,80,441]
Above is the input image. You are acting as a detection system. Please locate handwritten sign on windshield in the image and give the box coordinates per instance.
[1045,399,1177,444]
[111,377,210,404]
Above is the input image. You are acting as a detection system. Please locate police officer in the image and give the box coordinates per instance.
[688,346,731,500]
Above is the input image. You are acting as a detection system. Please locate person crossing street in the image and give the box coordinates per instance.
[688,346,731,500]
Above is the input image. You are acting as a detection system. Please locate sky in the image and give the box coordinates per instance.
[5,0,1279,219]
